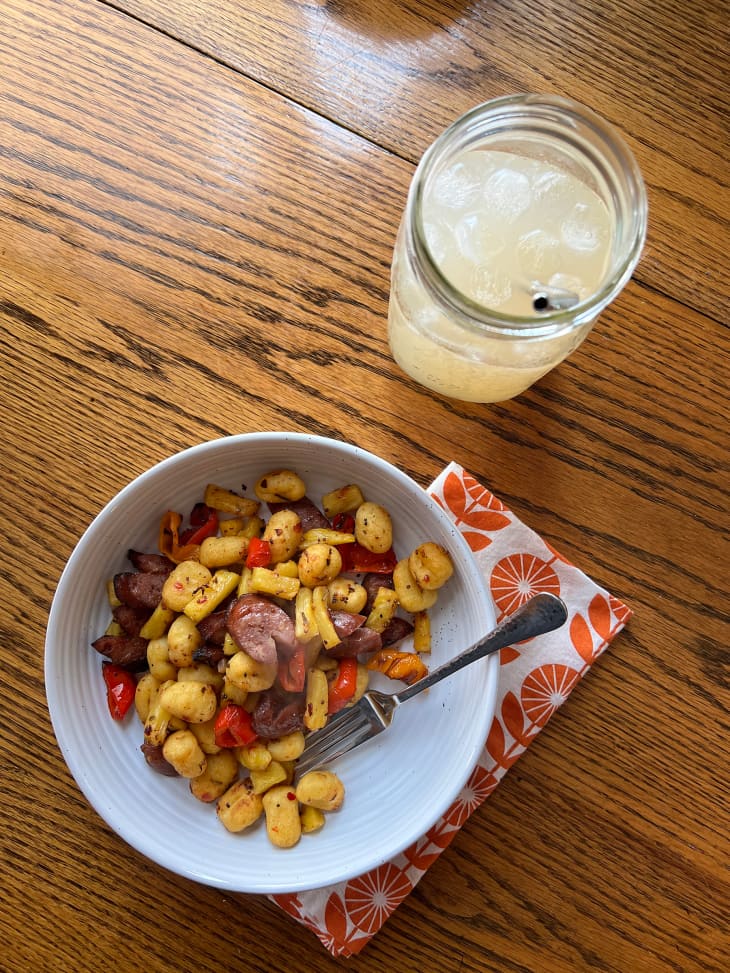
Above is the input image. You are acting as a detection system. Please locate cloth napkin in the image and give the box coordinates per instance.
[270,463,632,956]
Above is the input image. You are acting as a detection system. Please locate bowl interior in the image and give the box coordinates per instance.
[45,432,497,893]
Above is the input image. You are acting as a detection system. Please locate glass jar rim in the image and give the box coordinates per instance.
[408,93,649,338]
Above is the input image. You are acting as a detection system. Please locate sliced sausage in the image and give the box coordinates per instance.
[112,604,149,638]
[381,616,414,648]
[267,496,330,533]
[91,634,148,668]
[127,550,174,574]
[193,643,225,667]
[362,572,395,614]
[113,571,166,610]
[251,689,305,739]
[226,594,299,667]
[327,626,383,658]
[197,610,228,646]
[140,743,179,776]
[330,610,366,638]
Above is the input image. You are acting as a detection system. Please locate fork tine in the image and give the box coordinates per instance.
[296,711,373,775]
[295,594,567,776]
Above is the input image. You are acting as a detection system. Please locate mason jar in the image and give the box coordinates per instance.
[388,93,648,402]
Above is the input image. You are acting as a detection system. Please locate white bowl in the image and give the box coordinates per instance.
[45,432,497,893]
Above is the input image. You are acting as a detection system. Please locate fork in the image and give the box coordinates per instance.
[295,592,568,775]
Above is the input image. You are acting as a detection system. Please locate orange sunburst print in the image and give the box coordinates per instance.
[442,764,497,828]
[520,664,581,727]
[490,553,561,616]
[344,864,414,935]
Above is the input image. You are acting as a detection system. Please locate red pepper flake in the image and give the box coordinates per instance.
[286,791,297,801]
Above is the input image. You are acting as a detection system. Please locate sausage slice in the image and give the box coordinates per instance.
[226,594,299,667]
[113,571,166,610]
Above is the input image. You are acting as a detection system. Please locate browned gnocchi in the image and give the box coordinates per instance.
[92,466,455,848]
[254,469,306,503]
[262,509,302,564]
[409,542,454,590]
[298,543,342,587]
[355,501,393,553]
[296,770,345,811]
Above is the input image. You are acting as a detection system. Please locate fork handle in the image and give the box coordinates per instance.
[393,593,568,704]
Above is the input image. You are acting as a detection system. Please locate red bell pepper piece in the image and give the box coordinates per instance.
[327,657,358,714]
[331,513,355,532]
[331,513,396,573]
[278,644,306,693]
[338,542,397,575]
[214,704,258,748]
[246,536,272,568]
[101,662,136,720]
[179,503,219,545]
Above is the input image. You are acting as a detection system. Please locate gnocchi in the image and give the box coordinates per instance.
[297,543,342,588]
[355,501,393,554]
[262,784,302,848]
[217,779,264,833]
[296,770,345,811]
[267,731,306,762]
[393,558,438,613]
[92,464,456,850]
[254,469,306,503]
[134,672,160,724]
[226,650,277,693]
[263,509,302,564]
[147,637,176,683]
[162,730,207,778]
[159,681,218,724]
[408,542,454,590]
[162,561,212,612]
[190,750,239,802]
[321,483,365,518]
[328,578,367,614]
[199,535,248,568]
[166,614,202,668]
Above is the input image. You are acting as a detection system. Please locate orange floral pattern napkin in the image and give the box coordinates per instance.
[270,464,632,956]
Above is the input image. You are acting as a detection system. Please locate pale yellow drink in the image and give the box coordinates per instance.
[389,150,613,402]
[387,95,647,404]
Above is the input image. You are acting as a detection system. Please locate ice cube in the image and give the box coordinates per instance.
[482,167,532,221]
[453,212,504,265]
[561,203,606,252]
[548,272,588,300]
[423,220,450,264]
[532,167,569,197]
[429,161,481,211]
[517,229,560,278]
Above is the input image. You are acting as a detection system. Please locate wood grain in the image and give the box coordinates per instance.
[0,1,727,971]
[107,0,730,322]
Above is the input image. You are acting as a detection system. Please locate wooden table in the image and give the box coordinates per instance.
[2,1,727,970]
